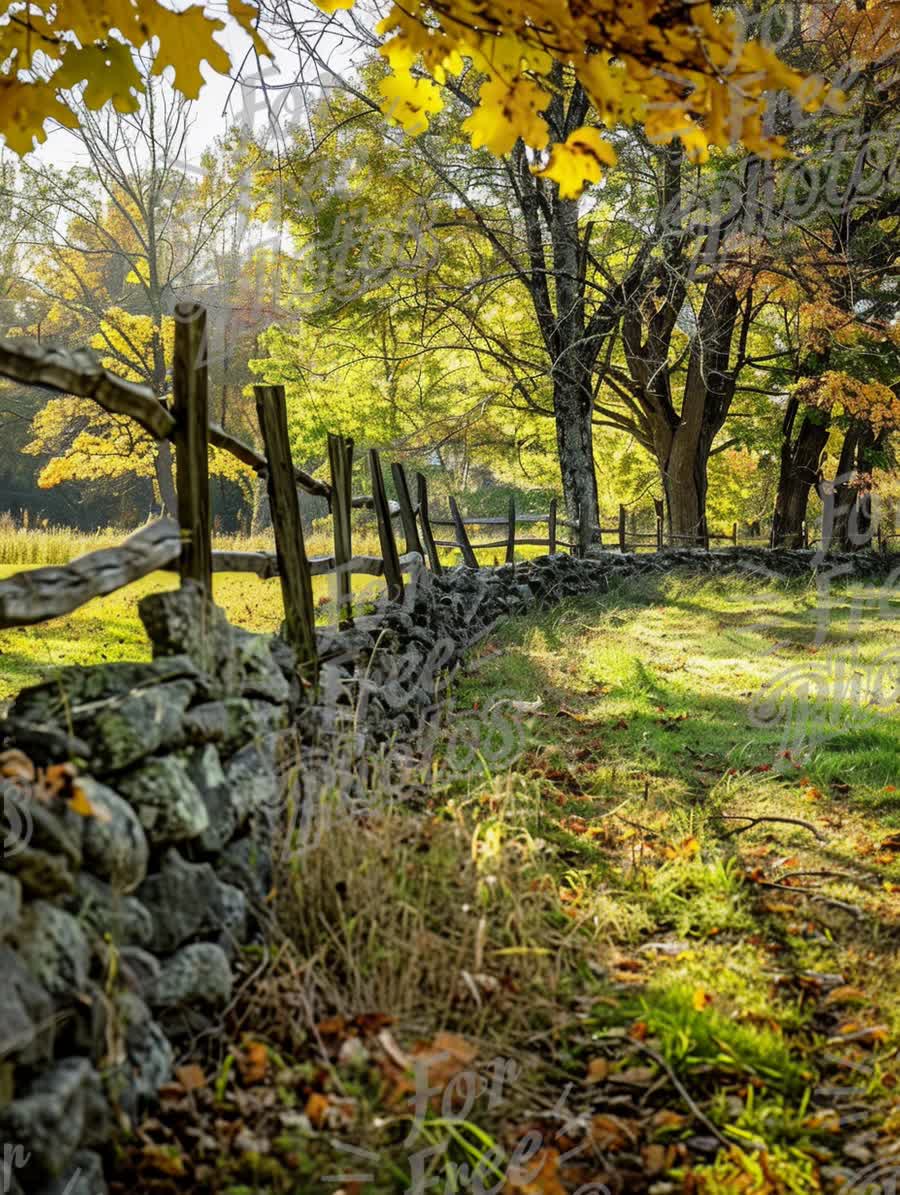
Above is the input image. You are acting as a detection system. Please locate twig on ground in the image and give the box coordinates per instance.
[629,1040,750,1152]
[719,813,827,842]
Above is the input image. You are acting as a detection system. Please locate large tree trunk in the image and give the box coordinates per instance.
[826,423,885,551]
[662,428,711,547]
[553,374,600,553]
[772,400,830,547]
[155,440,178,517]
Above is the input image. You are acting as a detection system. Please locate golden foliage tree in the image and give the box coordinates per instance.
[0,0,266,154]
[316,0,832,196]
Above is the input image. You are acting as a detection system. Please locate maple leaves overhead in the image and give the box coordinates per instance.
[317,0,834,198]
[0,0,267,156]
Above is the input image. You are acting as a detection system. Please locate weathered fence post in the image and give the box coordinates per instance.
[506,496,516,565]
[449,496,479,568]
[618,504,627,553]
[391,462,424,558]
[416,473,443,575]
[327,433,354,627]
[802,520,809,549]
[732,521,738,547]
[173,302,211,596]
[548,498,558,555]
[255,384,318,688]
[654,498,665,552]
[369,449,403,601]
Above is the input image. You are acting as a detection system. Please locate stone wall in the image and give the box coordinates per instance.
[0,547,895,1192]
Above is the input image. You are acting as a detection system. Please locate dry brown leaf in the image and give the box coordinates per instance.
[588,1114,638,1151]
[175,1064,206,1092]
[505,1147,567,1195]
[305,1092,330,1128]
[822,986,868,1007]
[585,1057,610,1085]
[237,1040,269,1086]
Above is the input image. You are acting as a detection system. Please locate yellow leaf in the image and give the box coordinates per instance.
[532,126,616,200]
[693,987,713,1012]
[68,783,111,822]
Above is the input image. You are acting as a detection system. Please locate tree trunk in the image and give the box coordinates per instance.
[662,431,710,547]
[553,375,600,553]
[771,399,830,547]
[155,439,178,517]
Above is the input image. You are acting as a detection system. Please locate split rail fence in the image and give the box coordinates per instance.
[0,303,892,688]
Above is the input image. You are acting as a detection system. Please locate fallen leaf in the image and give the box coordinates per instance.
[588,1114,638,1151]
[506,1146,567,1195]
[174,1064,206,1092]
[693,987,714,1012]
[585,1058,610,1084]
[0,749,35,782]
[237,1040,268,1086]
[822,986,868,1007]
[305,1092,330,1128]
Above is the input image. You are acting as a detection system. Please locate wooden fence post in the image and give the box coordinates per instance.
[173,302,211,596]
[802,520,809,549]
[255,384,318,688]
[732,521,738,546]
[618,504,627,553]
[391,462,424,558]
[449,496,479,568]
[416,473,443,575]
[654,498,665,552]
[506,496,516,564]
[369,449,403,601]
[548,498,558,554]
[327,433,354,627]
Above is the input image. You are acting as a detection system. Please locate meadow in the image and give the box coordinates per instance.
[107,570,900,1194]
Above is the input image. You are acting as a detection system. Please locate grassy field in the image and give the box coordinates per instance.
[0,524,552,701]
[108,573,900,1194]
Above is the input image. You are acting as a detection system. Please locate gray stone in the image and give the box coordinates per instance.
[232,627,292,703]
[0,1058,97,1183]
[182,700,229,745]
[0,719,89,767]
[113,991,173,1111]
[57,980,108,1065]
[147,942,232,1009]
[217,881,248,956]
[220,697,287,750]
[184,744,234,852]
[137,849,224,952]
[2,845,74,899]
[1,790,82,868]
[78,778,149,892]
[138,582,233,683]
[216,834,273,906]
[0,873,21,935]
[38,1150,107,1195]
[10,656,200,725]
[117,756,208,845]
[0,945,55,1064]
[226,740,279,823]
[118,946,161,998]
[15,901,90,998]
[86,679,194,772]
[71,874,153,947]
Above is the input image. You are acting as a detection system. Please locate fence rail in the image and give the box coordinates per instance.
[0,306,893,692]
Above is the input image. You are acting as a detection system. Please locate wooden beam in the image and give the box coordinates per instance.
[208,422,332,500]
[173,303,212,596]
[548,498,558,554]
[255,384,318,687]
[449,497,479,568]
[618,504,627,553]
[391,462,425,558]
[0,339,175,440]
[368,449,403,601]
[328,433,355,626]
[0,520,180,628]
[416,473,443,575]
[506,495,516,564]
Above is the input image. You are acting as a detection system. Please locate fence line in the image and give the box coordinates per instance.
[0,309,892,691]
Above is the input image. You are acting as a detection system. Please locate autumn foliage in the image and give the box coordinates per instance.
[316,0,833,197]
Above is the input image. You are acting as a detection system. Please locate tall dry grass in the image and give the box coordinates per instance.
[0,513,381,568]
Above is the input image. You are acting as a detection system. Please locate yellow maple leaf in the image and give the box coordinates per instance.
[379,71,443,135]
[463,77,550,156]
[532,126,616,199]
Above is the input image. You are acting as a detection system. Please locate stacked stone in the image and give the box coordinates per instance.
[0,547,892,1191]
[0,585,287,1194]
